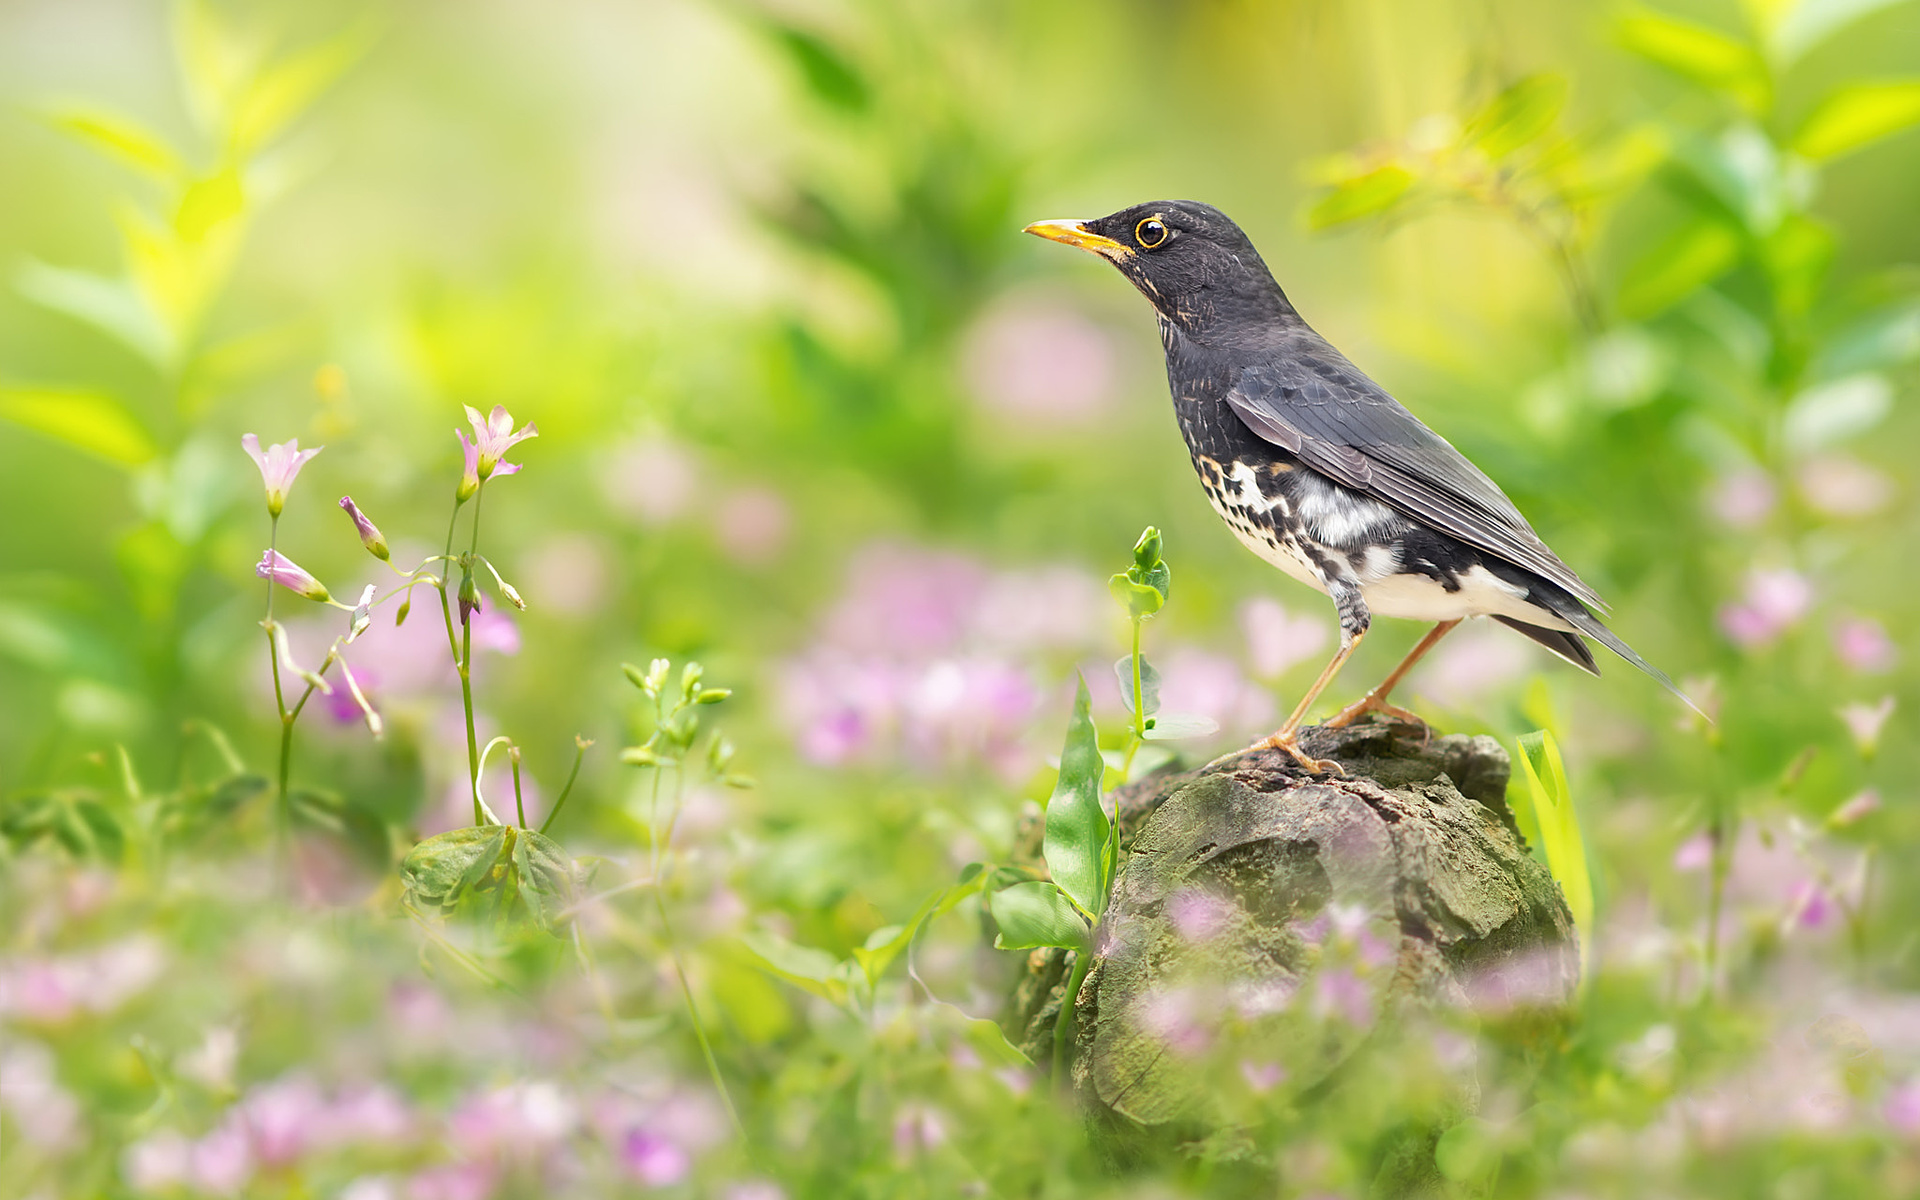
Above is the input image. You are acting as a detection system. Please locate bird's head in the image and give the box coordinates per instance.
[1023,200,1296,343]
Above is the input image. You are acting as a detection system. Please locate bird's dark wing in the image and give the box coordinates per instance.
[1223,338,1607,610]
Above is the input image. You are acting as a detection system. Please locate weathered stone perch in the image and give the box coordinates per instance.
[1005,717,1577,1170]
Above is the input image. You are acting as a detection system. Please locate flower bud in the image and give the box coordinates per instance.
[458,574,482,626]
[255,550,331,602]
[348,585,376,642]
[338,496,390,561]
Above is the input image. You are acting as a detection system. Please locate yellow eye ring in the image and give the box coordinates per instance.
[1135,217,1169,249]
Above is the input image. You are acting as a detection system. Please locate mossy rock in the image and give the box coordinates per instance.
[1004,718,1578,1186]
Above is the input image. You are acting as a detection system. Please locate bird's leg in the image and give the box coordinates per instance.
[1325,619,1461,730]
[1241,581,1370,775]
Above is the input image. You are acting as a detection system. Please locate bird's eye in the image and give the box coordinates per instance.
[1135,217,1169,249]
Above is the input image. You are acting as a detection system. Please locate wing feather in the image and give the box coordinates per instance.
[1224,341,1608,611]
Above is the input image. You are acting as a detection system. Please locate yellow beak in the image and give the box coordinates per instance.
[1022,218,1134,261]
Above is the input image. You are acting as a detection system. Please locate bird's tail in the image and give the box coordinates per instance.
[1551,603,1708,721]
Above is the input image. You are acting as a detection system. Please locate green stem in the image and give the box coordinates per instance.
[265,514,291,880]
[1052,948,1093,1089]
[510,748,526,828]
[460,489,487,824]
[644,753,745,1141]
[1130,617,1145,741]
[538,740,590,836]
[1703,809,1731,998]
[652,886,746,1141]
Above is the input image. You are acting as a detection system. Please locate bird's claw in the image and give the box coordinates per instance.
[1324,695,1427,731]
[1257,732,1345,776]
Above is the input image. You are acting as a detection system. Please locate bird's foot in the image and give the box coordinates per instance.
[1324,693,1427,731]
[1212,730,1345,776]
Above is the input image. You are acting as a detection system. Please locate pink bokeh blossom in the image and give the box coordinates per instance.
[1718,567,1813,649]
[779,543,1107,776]
[602,436,700,526]
[1838,696,1896,757]
[1831,616,1897,674]
[961,300,1116,428]
[1238,597,1329,679]
[1797,453,1895,519]
[713,484,791,565]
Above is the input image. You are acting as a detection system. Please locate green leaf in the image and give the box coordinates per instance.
[1435,1117,1503,1185]
[1307,164,1415,230]
[174,166,245,242]
[1783,372,1892,448]
[1114,654,1161,719]
[1761,214,1835,318]
[1131,526,1163,573]
[400,825,509,916]
[1794,80,1920,160]
[1142,712,1221,742]
[1772,0,1910,65]
[989,881,1090,952]
[512,828,577,933]
[1513,730,1591,977]
[205,774,269,817]
[15,262,173,367]
[769,24,870,113]
[1814,299,1920,377]
[849,923,909,985]
[41,106,184,179]
[1043,677,1110,917]
[739,929,850,1005]
[962,1015,1034,1068]
[1468,74,1568,159]
[1,792,125,864]
[1108,574,1164,619]
[0,385,157,467]
[1617,12,1768,108]
[1616,218,1742,319]
[232,20,375,154]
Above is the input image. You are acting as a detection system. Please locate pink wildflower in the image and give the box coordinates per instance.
[1832,616,1897,673]
[621,1130,690,1186]
[123,1130,193,1191]
[1673,833,1713,872]
[1705,467,1775,529]
[242,433,322,517]
[462,404,538,480]
[190,1116,255,1196]
[1239,1060,1288,1093]
[1839,696,1896,757]
[892,1105,948,1158]
[1829,790,1881,827]
[1718,567,1812,649]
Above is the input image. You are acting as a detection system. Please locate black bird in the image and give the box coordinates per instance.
[1026,200,1690,772]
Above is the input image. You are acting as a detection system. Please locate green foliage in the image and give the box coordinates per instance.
[1513,729,1594,975]
[1040,678,1108,919]
[399,822,578,934]
[988,880,1090,952]
[1794,80,1920,159]
[1,789,126,863]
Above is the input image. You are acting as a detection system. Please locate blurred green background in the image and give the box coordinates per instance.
[2,0,1917,1196]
